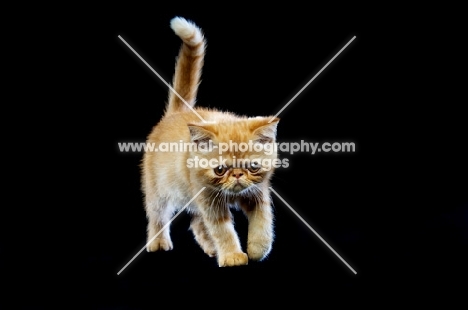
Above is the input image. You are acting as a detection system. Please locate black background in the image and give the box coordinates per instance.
[9,4,467,308]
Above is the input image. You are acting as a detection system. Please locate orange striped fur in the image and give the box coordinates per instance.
[142,17,280,266]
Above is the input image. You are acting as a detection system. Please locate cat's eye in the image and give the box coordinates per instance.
[249,161,261,173]
[214,165,227,176]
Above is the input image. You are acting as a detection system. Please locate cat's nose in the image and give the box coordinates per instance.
[232,169,243,179]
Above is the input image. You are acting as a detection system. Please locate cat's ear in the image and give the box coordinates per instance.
[187,123,216,145]
[251,117,280,143]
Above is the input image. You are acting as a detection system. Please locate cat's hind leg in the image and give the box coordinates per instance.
[190,213,217,257]
[145,197,174,252]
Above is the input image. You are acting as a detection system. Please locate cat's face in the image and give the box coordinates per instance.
[188,118,279,194]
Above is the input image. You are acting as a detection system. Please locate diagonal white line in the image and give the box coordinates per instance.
[117,187,206,275]
[269,36,356,123]
[269,187,357,274]
[118,35,214,124]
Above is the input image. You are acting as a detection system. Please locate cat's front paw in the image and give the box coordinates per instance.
[247,242,272,261]
[218,252,248,267]
[146,237,173,252]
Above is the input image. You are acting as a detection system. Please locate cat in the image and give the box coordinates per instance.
[142,16,280,267]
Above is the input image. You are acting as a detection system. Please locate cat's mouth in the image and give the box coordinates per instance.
[230,182,248,193]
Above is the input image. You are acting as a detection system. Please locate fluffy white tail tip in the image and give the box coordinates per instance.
[170,16,203,45]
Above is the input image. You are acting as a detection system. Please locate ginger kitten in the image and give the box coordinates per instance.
[142,17,280,267]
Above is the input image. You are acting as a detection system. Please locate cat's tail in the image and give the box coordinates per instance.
[166,17,206,115]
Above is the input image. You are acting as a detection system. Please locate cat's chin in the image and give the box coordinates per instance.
[228,184,249,194]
